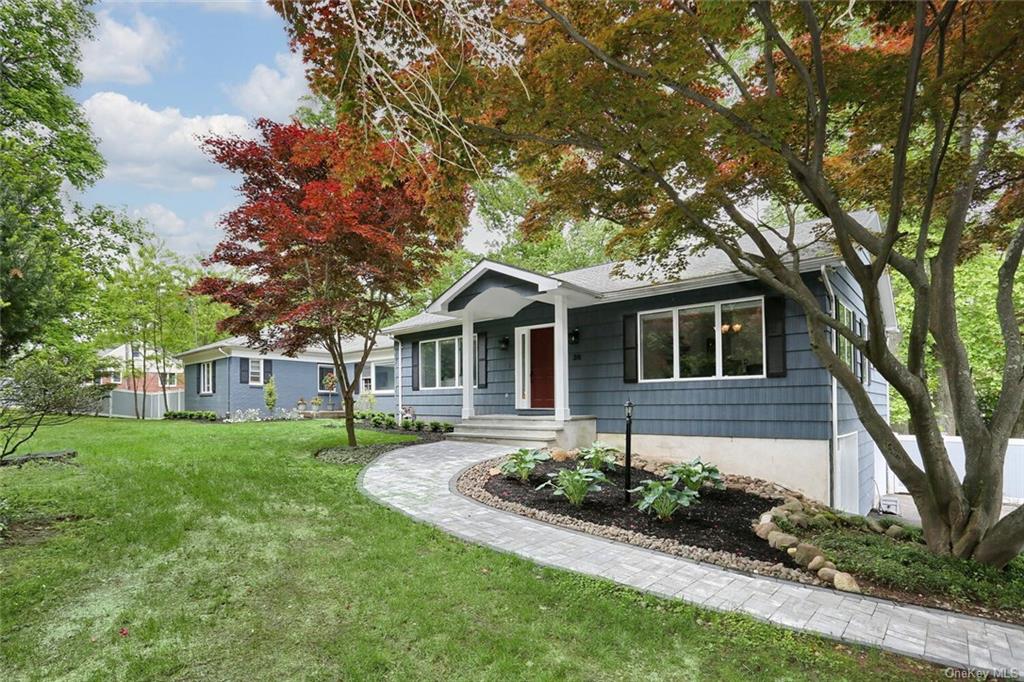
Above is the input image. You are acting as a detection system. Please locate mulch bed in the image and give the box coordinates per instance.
[314,426,446,467]
[0,514,82,548]
[484,460,795,567]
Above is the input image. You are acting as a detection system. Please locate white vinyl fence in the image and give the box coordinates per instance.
[882,434,1024,505]
[96,389,184,420]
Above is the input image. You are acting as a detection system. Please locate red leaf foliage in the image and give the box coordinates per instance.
[194,119,468,361]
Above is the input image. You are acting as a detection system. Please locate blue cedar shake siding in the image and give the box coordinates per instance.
[185,356,394,416]
[828,266,888,514]
[396,274,836,439]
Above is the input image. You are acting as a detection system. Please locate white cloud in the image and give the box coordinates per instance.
[128,203,228,257]
[82,91,251,191]
[133,203,187,235]
[81,11,172,85]
[227,51,309,121]
[198,1,277,16]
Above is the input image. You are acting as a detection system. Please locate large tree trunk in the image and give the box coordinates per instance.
[342,391,357,448]
[934,364,956,436]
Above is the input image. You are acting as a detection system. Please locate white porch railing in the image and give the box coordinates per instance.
[882,434,1024,505]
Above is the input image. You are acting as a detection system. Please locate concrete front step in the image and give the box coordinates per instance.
[455,421,564,434]
[447,432,554,449]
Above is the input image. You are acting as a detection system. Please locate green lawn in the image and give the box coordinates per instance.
[1,418,934,680]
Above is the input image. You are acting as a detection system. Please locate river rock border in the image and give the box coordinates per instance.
[456,456,821,585]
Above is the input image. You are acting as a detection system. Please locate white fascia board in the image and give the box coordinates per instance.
[426,259,571,314]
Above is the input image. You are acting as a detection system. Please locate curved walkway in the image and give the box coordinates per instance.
[359,441,1024,678]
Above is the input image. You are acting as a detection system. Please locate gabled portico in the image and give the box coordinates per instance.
[425,260,595,422]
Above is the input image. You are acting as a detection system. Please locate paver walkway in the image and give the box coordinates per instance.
[359,440,1024,678]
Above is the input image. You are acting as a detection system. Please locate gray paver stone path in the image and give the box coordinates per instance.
[358,440,1024,678]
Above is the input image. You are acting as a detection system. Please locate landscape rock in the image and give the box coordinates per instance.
[807,555,827,571]
[767,530,799,550]
[780,499,803,512]
[550,448,573,462]
[809,513,835,530]
[833,572,861,593]
[759,512,774,525]
[817,567,838,582]
[792,543,823,567]
[866,517,886,534]
[789,512,810,528]
[754,522,778,539]
[489,467,502,477]
[822,561,836,571]
[885,524,906,539]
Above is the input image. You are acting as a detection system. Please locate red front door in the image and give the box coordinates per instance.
[530,327,555,408]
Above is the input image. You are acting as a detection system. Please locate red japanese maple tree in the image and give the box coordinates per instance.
[195,119,467,445]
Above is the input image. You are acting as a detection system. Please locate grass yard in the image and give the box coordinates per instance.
[1,418,935,680]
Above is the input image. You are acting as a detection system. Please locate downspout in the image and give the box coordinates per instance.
[396,338,403,420]
[821,265,838,508]
[216,347,230,419]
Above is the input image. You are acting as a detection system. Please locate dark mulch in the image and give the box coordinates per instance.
[484,460,795,566]
[314,428,445,466]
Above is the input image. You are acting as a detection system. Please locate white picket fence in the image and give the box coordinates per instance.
[882,434,1024,505]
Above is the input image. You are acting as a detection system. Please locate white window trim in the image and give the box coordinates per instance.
[317,364,338,394]
[160,372,178,387]
[367,361,396,395]
[200,361,213,395]
[418,334,478,390]
[248,358,264,386]
[109,370,122,385]
[638,295,767,383]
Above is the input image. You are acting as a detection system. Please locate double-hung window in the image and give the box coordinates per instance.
[109,370,123,385]
[200,361,213,394]
[372,361,395,394]
[160,372,177,387]
[248,358,264,385]
[836,302,856,369]
[639,298,765,381]
[419,335,476,389]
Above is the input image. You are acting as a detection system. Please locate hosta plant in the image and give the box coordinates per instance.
[499,448,551,483]
[630,480,700,521]
[537,467,610,507]
[577,442,620,471]
[665,460,725,492]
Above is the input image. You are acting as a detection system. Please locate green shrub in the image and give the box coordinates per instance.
[442,422,454,433]
[401,418,414,430]
[630,480,699,521]
[577,442,619,471]
[665,459,724,492]
[537,466,610,506]
[413,420,426,431]
[810,528,1024,611]
[429,421,443,432]
[166,410,218,422]
[383,414,397,429]
[371,412,388,428]
[500,448,551,483]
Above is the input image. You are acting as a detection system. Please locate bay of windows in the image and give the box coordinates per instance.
[639,298,764,381]
[419,335,477,389]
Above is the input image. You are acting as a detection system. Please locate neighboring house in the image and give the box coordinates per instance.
[384,211,897,514]
[176,336,396,417]
[95,343,185,419]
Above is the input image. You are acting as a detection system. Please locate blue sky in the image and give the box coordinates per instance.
[74,1,310,256]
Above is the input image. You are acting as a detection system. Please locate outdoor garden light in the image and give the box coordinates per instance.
[568,328,580,345]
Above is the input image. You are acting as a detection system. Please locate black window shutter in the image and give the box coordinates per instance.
[622,313,638,384]
[411,342,419,391]
[264,359,273,380]
[195,365,200,395]
[476,332,487,388]
[212,361,217,394]
[856,319,866,384]
[765,296,787,378]
[239,357,249,384]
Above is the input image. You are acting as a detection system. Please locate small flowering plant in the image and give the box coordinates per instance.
[322,371,337,392]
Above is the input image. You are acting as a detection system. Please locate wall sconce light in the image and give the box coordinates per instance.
[731,322,743,333]
[499,336,510,351]
[568,328,580,345]
[720,323,731,334]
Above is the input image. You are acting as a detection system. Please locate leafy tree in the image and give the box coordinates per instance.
[277,1,1024,566]
[0,354,109,461]
[1,0,139,361]
[195,119,466,446]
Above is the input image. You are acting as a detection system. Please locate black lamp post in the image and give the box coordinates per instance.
[624,400,634,505]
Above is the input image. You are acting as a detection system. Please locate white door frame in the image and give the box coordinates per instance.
[514,323,554,410]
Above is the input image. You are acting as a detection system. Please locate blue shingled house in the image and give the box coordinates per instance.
[384,212,897,514]
[177,335,396,418]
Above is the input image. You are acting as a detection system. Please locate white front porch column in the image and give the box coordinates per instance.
[461,313,475,419]
[553,294,571,422]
